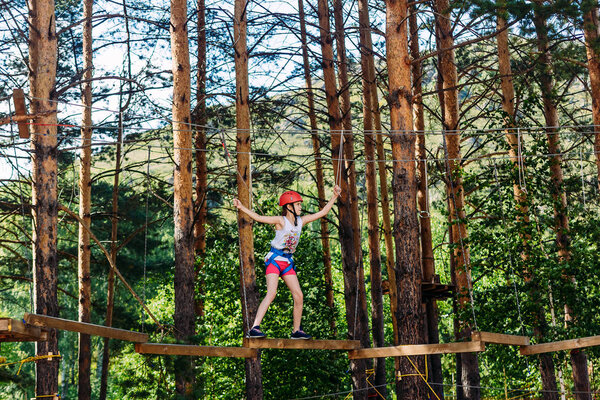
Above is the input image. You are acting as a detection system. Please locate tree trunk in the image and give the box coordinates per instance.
[192,0,208,392]
[316,0,368,395]
[385,0,427,397]
[409,5,444,399]
[28,0,59,396]
[497,10,559,399]
[357,0,386,393]
[582,4,600,192]
[233,1,263,398]
[77,0,93,398]
[194,0,208,282]
[298,0,336,334]
[369,5,397,378]
[532,3,591,398]
[332,0,363,278]
[171,0,195,395]
[434,0,481,397]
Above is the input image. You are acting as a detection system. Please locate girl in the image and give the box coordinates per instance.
[233,185,341,339]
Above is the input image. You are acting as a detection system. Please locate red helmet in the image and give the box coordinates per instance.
[279,190,303,206]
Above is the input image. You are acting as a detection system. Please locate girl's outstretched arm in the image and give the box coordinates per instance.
[233,198,283,227]
[301,185,341,225]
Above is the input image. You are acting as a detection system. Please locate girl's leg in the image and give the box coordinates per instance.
[282,274,303,332]
[251,273,279,328]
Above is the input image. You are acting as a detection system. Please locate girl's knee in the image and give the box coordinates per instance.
[292,289,303,303]
[265,289,277,303]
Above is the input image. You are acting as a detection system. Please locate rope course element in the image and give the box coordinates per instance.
[6,126,599,167]
[18,93,600,137]
[0,353,61,375]
[491,159,525,334]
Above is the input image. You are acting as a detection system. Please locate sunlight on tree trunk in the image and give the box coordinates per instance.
[77,0,93,398]
[171,0,196,395]
[28,0,59,396]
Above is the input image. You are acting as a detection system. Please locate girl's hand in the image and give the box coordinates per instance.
[333,185,341,197]
[233,198,242,209]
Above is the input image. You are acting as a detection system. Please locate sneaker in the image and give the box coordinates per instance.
[247,326,266,338]
[290,326,312,340]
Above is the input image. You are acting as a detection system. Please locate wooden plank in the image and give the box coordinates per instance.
[0,318,47,342]
[348,341,485,360]
[520,335,600,356]
[24,313,148,343]
[135,343,258,358]
[12,88,29,139]
[471,331,530,346]
[243,338,361,350]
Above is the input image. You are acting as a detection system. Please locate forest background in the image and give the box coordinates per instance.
[0,0,600,398]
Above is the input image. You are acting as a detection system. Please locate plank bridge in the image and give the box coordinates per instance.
[1,314,597,359]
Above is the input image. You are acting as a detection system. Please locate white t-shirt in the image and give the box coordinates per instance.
[265,216,303,263]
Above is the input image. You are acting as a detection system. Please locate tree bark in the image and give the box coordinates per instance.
[298,0,336,334]
[77,0,93,398]
[532,2,591,399]
[434,0,481,397]
[171,0,196,395]
[497,10,559,400]
[28,0,59,396]
[316,0,369,395]
[233,0,263,398]
[409,5,444,399]
[194,0,208,294]
[357,0,386,394]
[385,0,427,397]
[582,3,600,192]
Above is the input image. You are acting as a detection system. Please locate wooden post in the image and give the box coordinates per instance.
[12,89,29,139]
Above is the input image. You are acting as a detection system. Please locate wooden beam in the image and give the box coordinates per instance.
[135,343,258,358]
[520,335,600,355]
[471,331,530,346]
[243,338,361,350]
[12,89,29,139]
[0,318,47,342]
[348,340,485,359]
[24,313,148,343]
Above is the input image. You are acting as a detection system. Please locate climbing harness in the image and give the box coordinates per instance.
[265,247,296,275]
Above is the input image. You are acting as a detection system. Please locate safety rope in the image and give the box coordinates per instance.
[0,353,62,375]
[491,159,525,334]
[21,94,600,137]
[7,96,33,313]
[142,146,150,334]
[220,130,251,332]
[441,131,479,331]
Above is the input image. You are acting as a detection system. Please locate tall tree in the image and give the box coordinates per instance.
[316,0,368,395]
[28,0,60,396]
[496,7,559,399]
[357,0,386,392]
[297,0,336,333]
[77,0,93,398]
[385,0,427,397]
[233,0,263,397]
[581,1,600,191]
[194,0,208,320]
[409,4,444,399]
[434,0,481,397]
[171,0,195,395]
[532,1,591,398]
